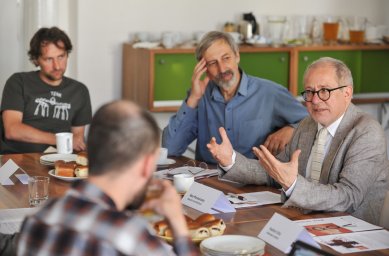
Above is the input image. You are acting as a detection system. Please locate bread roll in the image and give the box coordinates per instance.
[75,165,88,177]
[194,213,215,225]
[164,228,173,237]
[55,160,75,177]
[204,219,226,236]
[154,220,168,236]
[189,227,210,239]
[76,151,88,166]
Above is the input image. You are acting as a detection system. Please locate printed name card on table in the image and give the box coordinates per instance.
[181,182,236,214]
[0,159,27,185]
[258,213,320,254]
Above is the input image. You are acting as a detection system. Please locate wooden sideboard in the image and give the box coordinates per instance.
[122,43,389,112]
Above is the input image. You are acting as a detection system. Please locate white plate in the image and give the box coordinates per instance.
[40,154,77,164]
[200,235,265,255]
[48,170,86,182]
[157,158,176,167]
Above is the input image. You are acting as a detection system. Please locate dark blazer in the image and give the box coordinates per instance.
[221,104,389,224]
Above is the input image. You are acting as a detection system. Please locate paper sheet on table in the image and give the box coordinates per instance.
[154,167,219,180]
[314,229,389,254]
[0,159,20,185]
[226,191,281,208]
[0,208,39,234]
[294,215,382,235]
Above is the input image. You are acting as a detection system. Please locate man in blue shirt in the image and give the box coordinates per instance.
[162,31,307,164]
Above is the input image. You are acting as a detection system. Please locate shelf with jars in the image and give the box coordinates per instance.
[122,43,389,112]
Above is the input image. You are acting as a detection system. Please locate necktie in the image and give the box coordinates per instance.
[310,127,328,182]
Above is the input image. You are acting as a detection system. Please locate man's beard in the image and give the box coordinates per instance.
[125,178,151,210]
[44,70,64,82]
[214,70,237,90]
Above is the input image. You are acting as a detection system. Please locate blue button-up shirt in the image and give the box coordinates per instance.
[162,71,308,164]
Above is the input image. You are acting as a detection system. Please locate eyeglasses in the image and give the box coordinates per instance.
[301,86,348,102]
[167,160,208,176]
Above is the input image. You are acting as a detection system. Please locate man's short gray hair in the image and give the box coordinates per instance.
[303,57,354,88]
[195,31,239,61]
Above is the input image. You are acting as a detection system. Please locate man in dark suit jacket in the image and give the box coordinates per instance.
[208,57,389,225]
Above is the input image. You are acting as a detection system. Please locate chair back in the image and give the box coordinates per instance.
[380,190,389,229]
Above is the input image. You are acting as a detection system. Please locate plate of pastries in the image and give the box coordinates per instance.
[154,213,226,244]
[48,152,88,181]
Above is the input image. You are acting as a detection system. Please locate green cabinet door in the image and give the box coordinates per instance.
[360,50,389,93]
[297,51,362,94]
[239,52,289,88]
[154,53,196,101]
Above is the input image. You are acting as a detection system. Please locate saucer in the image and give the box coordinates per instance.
[40,154,77,165]
[157,158,176,167]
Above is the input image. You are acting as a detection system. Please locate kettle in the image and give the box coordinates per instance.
[243,12,258,35]
[239,20,253,41]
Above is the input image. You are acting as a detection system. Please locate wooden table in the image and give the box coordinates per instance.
[1,153,388,255]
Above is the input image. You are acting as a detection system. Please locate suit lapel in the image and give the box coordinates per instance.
[320,104,358,183]
[297,119,317,176]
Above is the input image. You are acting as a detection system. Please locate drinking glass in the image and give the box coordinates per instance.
[323,16,340,44]
[28,176,49,207]
[347,16,367,44]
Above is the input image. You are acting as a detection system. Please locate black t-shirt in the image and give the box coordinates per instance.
[0,71,92,153]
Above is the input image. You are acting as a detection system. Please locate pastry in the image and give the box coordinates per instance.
[75,165,88,177]
[194,213,215,224]
[76,151,88,166]
[154,220,168,236]
[203,219,226,236]
[189,227,210,239]
[55,160,75,177]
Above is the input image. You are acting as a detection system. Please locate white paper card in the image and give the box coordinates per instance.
[0,159,20,185]
[1,178,14,185]
[258,213,320,253]
[181,182,235,214]
[15,174,30,184]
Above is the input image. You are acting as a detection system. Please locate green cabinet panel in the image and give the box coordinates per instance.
[361,51,389,93]
[297,51,362,94]
[154,53,196,101]
[239,52,289,88]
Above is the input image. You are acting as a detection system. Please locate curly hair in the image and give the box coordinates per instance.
[28,27,72,65]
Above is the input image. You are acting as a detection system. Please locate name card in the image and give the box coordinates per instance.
[181,182,235,214]
[0,159,22,185]
[258,213,320,254]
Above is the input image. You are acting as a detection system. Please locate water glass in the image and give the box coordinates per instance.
[28,176,49,207]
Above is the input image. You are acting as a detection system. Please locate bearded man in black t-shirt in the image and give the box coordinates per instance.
[0,27,92,154]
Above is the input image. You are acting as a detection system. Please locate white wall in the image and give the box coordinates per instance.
[74,0,389,112]
[0,0,24,94]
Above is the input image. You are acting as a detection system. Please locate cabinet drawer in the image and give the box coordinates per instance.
[240,52,289,88]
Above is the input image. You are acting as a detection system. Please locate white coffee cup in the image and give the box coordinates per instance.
[173,174,194,193]
[55,132,73,154]
[158,147,168,164]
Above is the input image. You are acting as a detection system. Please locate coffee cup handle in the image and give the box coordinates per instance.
[66,137,71,152]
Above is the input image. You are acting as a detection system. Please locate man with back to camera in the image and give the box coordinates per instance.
[162,31,307,164]
[0,26,92,154]
[17,100,199,255]
[208,57,389,225]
